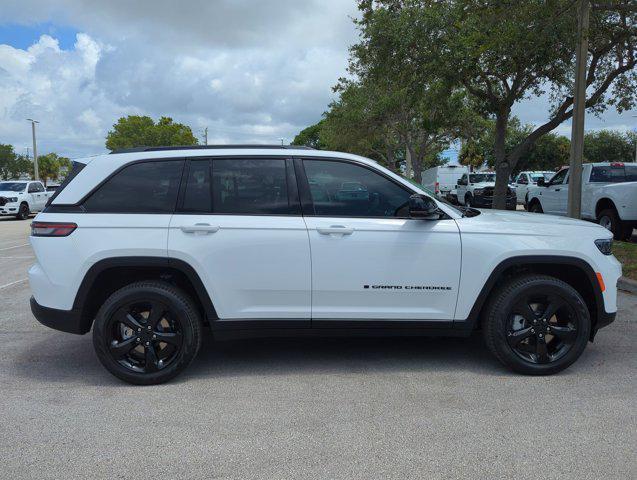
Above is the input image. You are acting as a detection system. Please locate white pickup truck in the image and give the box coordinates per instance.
[0,180,54,220]
[510,171,555,207]
[527,162,637,240]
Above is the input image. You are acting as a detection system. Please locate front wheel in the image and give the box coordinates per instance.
[529,201,543,213]
[597,208,625,240]
[93,281,203,385]
[465,194,473,208]
[482,274,590,375]
[16,202,29,220]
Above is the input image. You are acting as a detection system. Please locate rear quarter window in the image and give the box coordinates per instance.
[83,160,184,213]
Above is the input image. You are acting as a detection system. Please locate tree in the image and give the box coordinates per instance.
[0,144,32,180]
[460,117,571,173]
[584,130,635,162]
[37,153,72,186]
[353,0,637,208]
[292,120,327,149]
[105,115,198,151]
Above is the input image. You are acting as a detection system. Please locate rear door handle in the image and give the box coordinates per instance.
[316,225,354,236]
[180,223,220,234]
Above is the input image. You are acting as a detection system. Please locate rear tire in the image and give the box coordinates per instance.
[597,208,623,240]
[16,202,29,220]
[93,281,203,385]
[529,201,543,213]
[482,274,590,375]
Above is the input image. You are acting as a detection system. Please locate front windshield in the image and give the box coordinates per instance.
[530,173,553,182]
[0,182,27,192]
[469,173,495,183]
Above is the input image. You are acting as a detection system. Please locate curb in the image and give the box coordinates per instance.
[618,276,637,294]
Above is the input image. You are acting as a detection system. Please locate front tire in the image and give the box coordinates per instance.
[16,202,29,220]
[482,274,590,375]
[597,208,624,240]
[529,200,543,213]
[465,194,473,208]
[93,281,203,385]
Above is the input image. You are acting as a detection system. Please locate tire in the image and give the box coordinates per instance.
[16,202,29,220]
[619,223,634,241]
[92,281,203,385]
[482,274,590,375]
[529,201,543,213]
[597,208,622,240]
[523,194,529,211]
[465,194,473,208]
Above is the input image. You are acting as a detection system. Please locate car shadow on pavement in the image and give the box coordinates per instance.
[12,331,510,386]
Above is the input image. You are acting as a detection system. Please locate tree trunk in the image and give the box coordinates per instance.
[404,145,413,178]
[492,110,511,210]
[385,146,398,173]
[411,146,423,183]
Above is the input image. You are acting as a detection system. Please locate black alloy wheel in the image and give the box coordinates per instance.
[483,274,590,375]
[16,202,29,220]
[93,281,202,385]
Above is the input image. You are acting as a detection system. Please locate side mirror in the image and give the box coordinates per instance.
[537,178,546,187]
[409,194,439,220]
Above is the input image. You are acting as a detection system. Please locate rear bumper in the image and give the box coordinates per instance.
[30,296,86,335]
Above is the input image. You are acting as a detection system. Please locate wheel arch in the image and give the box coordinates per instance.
[73,257,218,334]
[595,198,616,218]
[460,256,604,340]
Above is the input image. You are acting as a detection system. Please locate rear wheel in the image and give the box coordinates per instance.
[15,202,29,220]
[597,208,623,240]
[93,281,203,385]
[482,274,590,375]
[529,200,543,213]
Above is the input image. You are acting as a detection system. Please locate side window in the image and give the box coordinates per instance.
[28,183,38,193]
[519,174,528,184]
[83,160,183,213]
[303,160,412,217]
[458,174,467,185]
[548,169,568,186]
[182,160,212,212]
[211,159,291,215]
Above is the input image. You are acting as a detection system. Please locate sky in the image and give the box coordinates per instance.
[0,0,636,161]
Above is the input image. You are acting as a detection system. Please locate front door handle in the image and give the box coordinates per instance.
[316,225,354,236]
[180,223,220,234]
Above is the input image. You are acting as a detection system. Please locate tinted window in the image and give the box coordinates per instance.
[548,168,568,185]
[590,165,637,183]
[84,160,183,213]
[469,173,496,183]
[303,160,411,217]
[182,160,212,212]
[29,183,44,193]
[212,159,291,214]
[0,182,27,192]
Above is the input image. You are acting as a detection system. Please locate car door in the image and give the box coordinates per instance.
[514,174,528,202]
[168,157,311,324]
[540,168,568,214]
[456,174,468,204]
[298,158,461,324]
[28,182,46,211]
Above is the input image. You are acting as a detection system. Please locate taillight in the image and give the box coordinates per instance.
[435,182,440,194]
[31,221,77,237]
[610,163,624,167]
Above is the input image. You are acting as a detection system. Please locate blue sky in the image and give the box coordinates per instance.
[0,0,635,160]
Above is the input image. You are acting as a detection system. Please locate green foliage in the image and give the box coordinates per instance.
[0,144,32,180]
[105,115,198,151]
[37,153,72,186]
[584,130,636,163]
[291,121,327,149]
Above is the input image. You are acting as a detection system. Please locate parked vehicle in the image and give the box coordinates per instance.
[527,162,637,240]
[421,164,468,198]
[511,171,555,207]
[455,172,517,209]
[29,146,620,384]
[445,188,459,205]
[0,180,53,220]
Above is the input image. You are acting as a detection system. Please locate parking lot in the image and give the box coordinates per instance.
[1,216,636,479]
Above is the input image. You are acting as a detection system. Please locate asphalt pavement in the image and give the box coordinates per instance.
[1,215,635,479]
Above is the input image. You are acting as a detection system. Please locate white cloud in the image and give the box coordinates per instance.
[0,0,634,159]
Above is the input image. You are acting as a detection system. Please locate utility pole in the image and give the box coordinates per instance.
[567,0,589,219]
[632,115,637,162]
[27,119,39,181]
[279,138,285,146]
[203,127,208,146]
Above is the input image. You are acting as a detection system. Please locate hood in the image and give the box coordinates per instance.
[457,209,612,238]
[0,191,24,197]
[472,182,496,188]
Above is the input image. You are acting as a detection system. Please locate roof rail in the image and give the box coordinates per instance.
[110,144,315,154]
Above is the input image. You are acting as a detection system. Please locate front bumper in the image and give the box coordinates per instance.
[30,296,86,335]
[0,202,19,215]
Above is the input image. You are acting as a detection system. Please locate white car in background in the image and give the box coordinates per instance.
[527,162,637,240]
[0,180,53,220]
[421,164,468,198]
[511,171,555,207]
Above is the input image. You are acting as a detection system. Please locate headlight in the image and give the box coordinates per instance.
[7,197,18,203]
[473,188,484,195]
[595,238,613,255]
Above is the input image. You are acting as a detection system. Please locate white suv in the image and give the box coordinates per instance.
[0,180,52,219]
[29,146,621,384]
